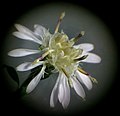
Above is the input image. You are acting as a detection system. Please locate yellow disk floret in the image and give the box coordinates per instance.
[48,32,83,77]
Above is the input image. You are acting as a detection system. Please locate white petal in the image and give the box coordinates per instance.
[15,24,34,35]
[50,73,61,107]
[15,24,42,39]
[75,70,92,90]
[74,43,94,52]
[13,32,42,44]
[58,74,64,104]
[26,65,46,93]
[14,24,42,44]
[82,52,101,63]
[62,77,70,109]
[8,49,40,57]
[34,24,48,39]
[71,77,85,98]
[16,61,44,71]
[13,32,34,41]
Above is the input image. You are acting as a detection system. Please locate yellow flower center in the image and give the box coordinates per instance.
[47,32,82,76]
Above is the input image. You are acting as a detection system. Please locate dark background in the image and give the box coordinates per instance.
[0,0,119,115]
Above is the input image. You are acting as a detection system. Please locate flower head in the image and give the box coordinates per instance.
[8,12,101,109]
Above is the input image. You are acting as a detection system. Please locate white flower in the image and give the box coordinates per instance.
[8,12,101,109]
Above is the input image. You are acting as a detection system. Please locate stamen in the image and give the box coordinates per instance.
[60,50,64,56]
[82,98,86,101]
[74,55,88,61]
[56,43,62,48]
[81,31,85,36]
[32,58,41,65]
[32,49,54,65]
[78,67,98,84]
[68,78,73,87]
[89,76,98,84]
[54,12,65,33]
[78,67,89,75]
[61,68,69,78]
[72,31,85,43]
